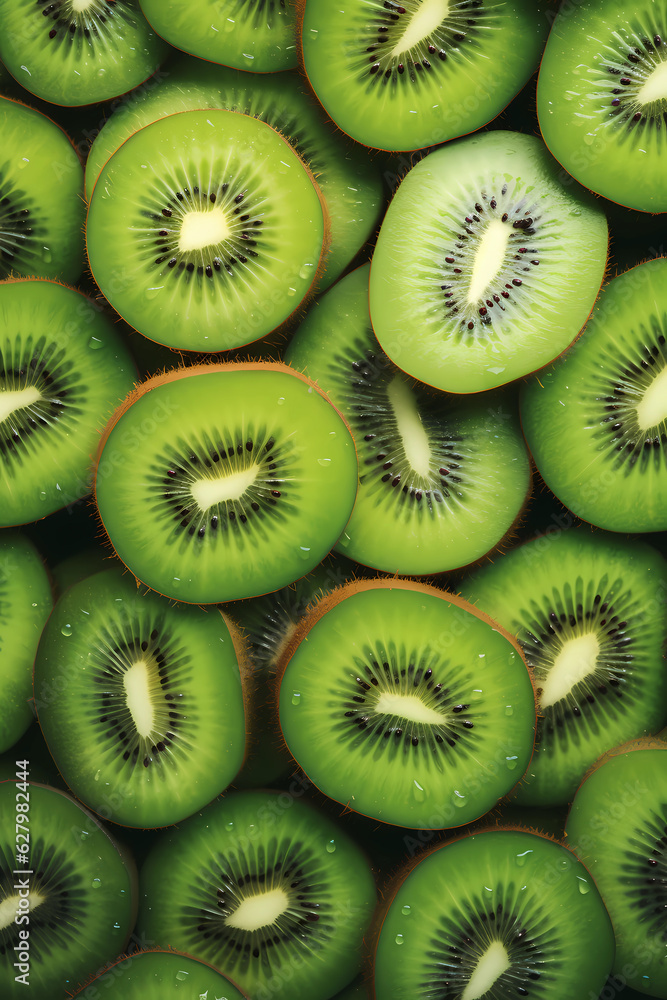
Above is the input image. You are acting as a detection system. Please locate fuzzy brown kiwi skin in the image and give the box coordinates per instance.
[84,109,331,352]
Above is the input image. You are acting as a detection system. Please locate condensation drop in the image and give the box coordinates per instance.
[224,18,235,32]
[577,879,590,894]
[505,756,519,770]
[88,336,104,350]
[225,821,234,831]
[286,287,297,297]
[299,263,314,280]
[291,691,301,706]
[38,491,47,502]
[515,850,532,867]
[91,878,101,889]
[93,770,101,782]
[326,840,336,854]
[175,969,189,981]
[42,249,52,263]
[504,705,514,716]
[413,780,425,803]
[277,397,285,406]
[452,791,466,808]
[61,623,73,637]
[401,905,411,916]
[317,458,332,467]
[145,286,162,300]
[395,934,404,945]
[298,546,311,560]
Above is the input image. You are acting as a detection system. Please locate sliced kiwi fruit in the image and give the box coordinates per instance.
[0,0,168,106]
[140,0,297,72]
[86,107,327,352]
[566,743,667,997]
[71,949,249,997]
[373,828,615,999]
[462,527,667,807]
[0,533,52,753]
[33,567,247,827]
[0,96,84,282]
[137,789,377,1000]
[0,781,137,1000]
[521,258,667,533]
[94,362,358,605]
[298,0,547,151]
[84,59,383,291]
[285,262,531,574]
[0,278,137,526]
[278,578,536,829]
[369,130,608,394]
[538,1,667,212]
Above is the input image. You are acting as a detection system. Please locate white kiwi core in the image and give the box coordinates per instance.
[386,375,431,476]
[191,465,259,512]
[0,891,45,931]
[539,632,600,709]
[178,208,231,252]
[123,659,155,738]
[636,366,667,431]
[467,219,511,304]
[0,386,41,424]
[225,888,290,932]
[375,691,445,725]
[390,0,449,57]
[461,940,512,1000]
[638,61,667,105]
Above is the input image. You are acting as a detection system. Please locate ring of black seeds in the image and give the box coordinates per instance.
[624,806,667,935]
[32,0,136,44]
[587,25,667,136]
[0,179,44,278]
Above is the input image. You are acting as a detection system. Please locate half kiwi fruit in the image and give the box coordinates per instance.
[71,949,249,997]
[94,362,358,605]
[277,578,536,829]
[521,258,667,533]
[298,0,548,151]
[0,781,137,1000]
[285,262,531,574]
[462,527,667,807]
[566,743,667,997]
[373,828,615,999]
[0,96,84,282]
[0,0,168,106]
[0,278,137,526]
[86,108,327,352]
[369,130,609,394]
[538,0,667,212]
[137,789,377,1000]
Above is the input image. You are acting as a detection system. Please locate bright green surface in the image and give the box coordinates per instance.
[566,748,667,997]
[279,583,536,828]
[0,0,167,106]
[0,533,52,753]
[286,263,531,573]
[138,790,377,1000]
[463,528,667,806]
[370,131,608,393]
[34,568,246,827]
[87,108,325,351]
[300,0,547,150]
[72,950,247,998]
[374,829,614,999]
[0,782,135,1000]
[140,0,297,72]
[0,97,84,282]
[521,258,667,533]
[538,1,667,212]
[0,279,136,526]
[95,365,358,604]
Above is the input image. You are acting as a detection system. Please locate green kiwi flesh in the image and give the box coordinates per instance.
[86,108,326,352]
[0,278,137,526]
[278,579,536,829]
[521,258,667,532]
[71,949,248,997]
[34,567,247,827]
[538,0,667,212]
[0,534,52,753]
[0,781,137,1000]
[462,527,667,806]
[285,263,531,574]
[374,829,615,999]
[137,789,377,1000]
[566,746,667,997]
[299,0,547,151]
[0,0,168,106]
[0,96,84,282]
[94,363,358,605]
[369,131,608,393]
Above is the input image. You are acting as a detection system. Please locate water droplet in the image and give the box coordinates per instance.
[242,52,254,62]
[145,286,162,300]
[452,791,467,808]
[325,840,336,854]
[112,921,120,931]
[299,263,314,280]
[225,821,234,831]
[42,248,52,263]
[338,532,351,549]
[515,850,532,867]
[91,878,101,889]
[504,705,513,716]
[487,366,505,375]
[286,287,297,297]
[93,770,101,782]
[61,623,73,637]
[172,577,181,587]
[38,491,47,502]
[317,458,332,467]
[505,756,519,770]
[277,397,285,406]
[297,546,311,561]
[291,691,301,706]
[413,780,425,803]
[31,602,37,607]
[224,17,235,32]
[583,133,595,145]
[175,969,189,981]
[559,859,570,871]
[329,431,336,438]
[577,878,591,894]
[80,830,90,841]
[401,905,411,916]
[88,336,104,350]
[395,934,404,945]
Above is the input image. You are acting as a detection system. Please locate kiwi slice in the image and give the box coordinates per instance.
[0,96,84,282]
[373,828,615,999]
[538,1,667,212]
[0,278,136,526]
[0,781,137,1000]
[369,130,609,394]
[139,0,297,72]
[521,258,667,533]
[33,567,247,827]
[94,362,358,605]
[0,0,168,106]
[84,59,383,291]
[298,0,547,151]
[71,949,249,997]
[138,789,377,1000]
[566,744,667,997]
[0,533,52,753]
[462,527,667,807]
[285,263,531,574]
[86,108,327,352]
[278,578,536,829]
